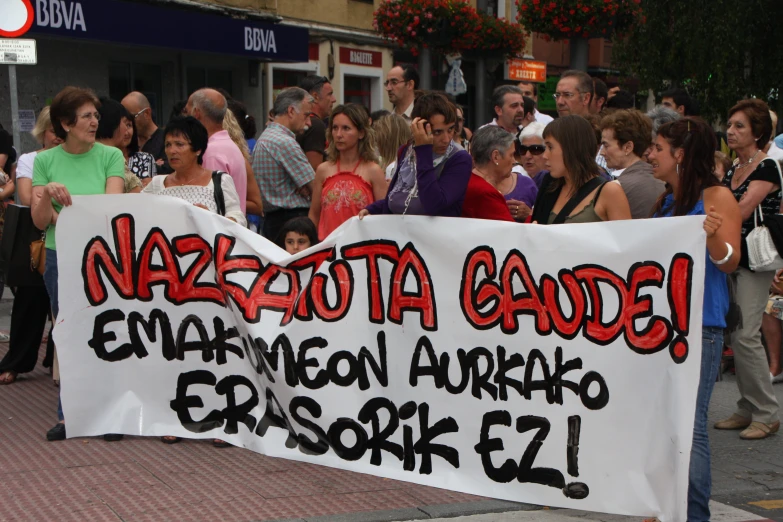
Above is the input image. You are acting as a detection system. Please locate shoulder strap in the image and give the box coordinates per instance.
[212,171,226,216]
[552,177,605,225]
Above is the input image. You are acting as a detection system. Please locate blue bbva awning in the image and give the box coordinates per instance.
[29,0,309,62]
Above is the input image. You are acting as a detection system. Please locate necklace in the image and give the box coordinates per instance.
[474,168,502,193]
[735,149,761,170]
[170,169,203,186]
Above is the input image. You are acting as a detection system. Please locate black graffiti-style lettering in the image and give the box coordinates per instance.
[409,339,609,410]
[475,411,589,498]
[246,333,388,391]
[169,370,224,433]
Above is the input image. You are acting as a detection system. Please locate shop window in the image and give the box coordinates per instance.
[344,75,372,111]
[109,62,163,124]
[272,69,310,99]
[186,67,234,99]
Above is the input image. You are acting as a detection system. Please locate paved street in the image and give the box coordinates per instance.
[0,292,781,521]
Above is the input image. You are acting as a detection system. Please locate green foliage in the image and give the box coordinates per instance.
[612,0,783,123]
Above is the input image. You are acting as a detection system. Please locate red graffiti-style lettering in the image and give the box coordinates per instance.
[174,236,225,304]
[500,251,550,335]
[290,249,337,320]
[310,260,354,321]
[136,229,183,301]
[460,247,502,329]
[460,248,692,359]
[343,241,401,324]
[541,271,586,338]
[388,244,437,330]
[622,262,671,352]
[82,214,136,305]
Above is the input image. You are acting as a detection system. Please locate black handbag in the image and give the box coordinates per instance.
[0,204,44,287]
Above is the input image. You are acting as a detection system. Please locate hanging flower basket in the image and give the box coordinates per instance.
[515,0,644,40]
[374,0,525,57]
[474,12,527,58]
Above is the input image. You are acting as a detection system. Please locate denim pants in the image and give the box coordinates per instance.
[42,249,62,421]
[688,326,723,522]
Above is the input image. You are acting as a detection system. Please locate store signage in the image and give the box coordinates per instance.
[340,47,382,68]
[505,58,547,83]
[29,0,308,62]
[0,38,37,64]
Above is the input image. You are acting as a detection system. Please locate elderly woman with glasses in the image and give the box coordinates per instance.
[515,122,548,188]
[32,87,126,442]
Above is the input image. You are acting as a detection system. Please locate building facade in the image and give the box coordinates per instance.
[0,0,396,153]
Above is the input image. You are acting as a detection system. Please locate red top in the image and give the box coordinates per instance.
[318,160,375,240]
[461,174,514,221]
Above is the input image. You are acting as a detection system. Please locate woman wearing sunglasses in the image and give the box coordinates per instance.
[600,109,665,219]
[516,122,549,188]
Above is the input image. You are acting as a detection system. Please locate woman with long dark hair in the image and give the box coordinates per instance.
[530,115,631,224]
[649,116,741,522]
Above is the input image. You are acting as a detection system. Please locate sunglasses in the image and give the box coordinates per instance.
[515,143,545,156]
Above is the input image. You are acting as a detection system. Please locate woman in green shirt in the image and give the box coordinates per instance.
[31,87,126,442]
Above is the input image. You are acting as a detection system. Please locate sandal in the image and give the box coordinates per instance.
[0,371,17,385]
[740,421,780,440]
[161,436,182,444]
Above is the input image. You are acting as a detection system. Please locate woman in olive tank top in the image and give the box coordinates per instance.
[530,116,631,225]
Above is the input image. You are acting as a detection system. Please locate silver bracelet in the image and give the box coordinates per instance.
[709,242,733,265]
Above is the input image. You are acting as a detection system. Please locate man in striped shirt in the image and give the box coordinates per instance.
[252,87,316,241]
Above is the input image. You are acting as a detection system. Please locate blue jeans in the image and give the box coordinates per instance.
[42,249,62,422]
[688,326,723,522]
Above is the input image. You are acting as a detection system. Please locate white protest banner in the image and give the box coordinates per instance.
[54,195,706,522]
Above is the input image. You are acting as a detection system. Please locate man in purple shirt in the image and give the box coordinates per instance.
[186,88,247,213]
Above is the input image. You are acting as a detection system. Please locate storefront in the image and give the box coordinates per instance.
[0,0,309,152]
[265,36,394,118]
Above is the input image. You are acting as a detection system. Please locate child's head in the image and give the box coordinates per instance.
[277,217,319,254]
[714,151,732,181]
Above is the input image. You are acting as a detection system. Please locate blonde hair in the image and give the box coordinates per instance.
[223,108,251,162]
[373,113,411,171]
[31,106,53,144]
[326,104,378,164]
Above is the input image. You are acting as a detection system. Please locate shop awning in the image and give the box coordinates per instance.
[28,0,309,62]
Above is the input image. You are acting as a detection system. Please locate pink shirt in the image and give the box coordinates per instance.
[203,130,247,212]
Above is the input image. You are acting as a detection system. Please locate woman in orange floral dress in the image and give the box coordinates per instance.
[309,104,387,240]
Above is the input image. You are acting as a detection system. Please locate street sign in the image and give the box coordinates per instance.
[0,0,34,37]
[0,38,37,65]
[505,58,547,83]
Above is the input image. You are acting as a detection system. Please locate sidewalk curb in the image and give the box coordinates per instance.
[261,500,539,522]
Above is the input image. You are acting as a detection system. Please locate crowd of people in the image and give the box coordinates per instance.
[0,66,783,522]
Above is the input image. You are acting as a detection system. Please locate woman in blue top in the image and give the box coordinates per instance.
[649,117,741,522]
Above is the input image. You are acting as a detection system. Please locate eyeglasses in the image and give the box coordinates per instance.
[553,92,584,100]
[132,107,149,119]
[515,143,545,156]
[78,111,101,122]
[384,78,406,87]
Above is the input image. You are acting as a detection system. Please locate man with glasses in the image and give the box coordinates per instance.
[121,91,171,174]
[385,65,419,121]
[554,70,593,118]
[297,75,336,171]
